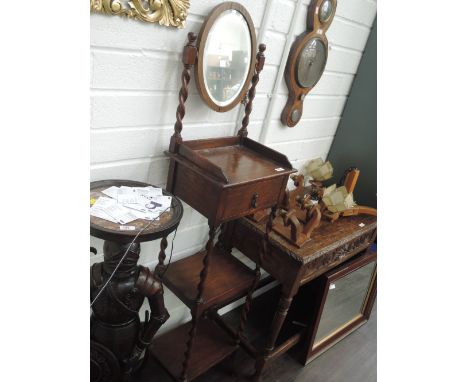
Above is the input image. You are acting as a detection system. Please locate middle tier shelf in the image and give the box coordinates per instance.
[162,246,256,313]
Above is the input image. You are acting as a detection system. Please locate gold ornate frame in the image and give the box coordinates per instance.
[90,0,190,29]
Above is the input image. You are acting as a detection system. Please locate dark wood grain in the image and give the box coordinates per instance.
[161,246,255,314]
[169,142,295,227]
[238,44,266,137]
[178,143,229,183]
[192,145,289,184]
[221,213,376,381]
[169,32,197,153]
[149,318,237,381]
[170,157,223,223]
[242,137,293,168]
[238,214,376,265]
[135,293,377,382]
[157,5,296,381]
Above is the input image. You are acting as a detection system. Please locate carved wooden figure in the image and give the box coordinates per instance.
[271,174,323,247]
[90,242,169,382]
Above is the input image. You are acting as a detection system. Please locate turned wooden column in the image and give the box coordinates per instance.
[252,288,294,382]
[155,236,168,277]
[166,32,198,193]
[180,225,217,382]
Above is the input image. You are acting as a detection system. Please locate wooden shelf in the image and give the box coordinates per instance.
[162,246,255,313]
[149,317,237,381]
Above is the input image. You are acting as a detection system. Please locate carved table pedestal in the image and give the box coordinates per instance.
[90,180,183,382]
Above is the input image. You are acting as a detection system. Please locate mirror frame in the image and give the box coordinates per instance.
[301,248,377,364]
[195,2,257,113]
[90,0,189,29]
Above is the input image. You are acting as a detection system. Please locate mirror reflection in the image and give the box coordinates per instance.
[203,9,252,107]
[314,261,376,345]
[319,0,334,23]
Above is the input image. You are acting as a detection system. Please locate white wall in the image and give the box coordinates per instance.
[90,0,377,334]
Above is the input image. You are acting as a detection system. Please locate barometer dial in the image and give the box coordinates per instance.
[296,38,327,89]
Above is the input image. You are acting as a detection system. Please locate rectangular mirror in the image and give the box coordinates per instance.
[302,248,377,364]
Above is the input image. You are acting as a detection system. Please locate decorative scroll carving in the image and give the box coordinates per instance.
[90,0,190,29]
[305,229,376,273]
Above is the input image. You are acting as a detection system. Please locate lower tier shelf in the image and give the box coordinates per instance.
[149,317,237,381]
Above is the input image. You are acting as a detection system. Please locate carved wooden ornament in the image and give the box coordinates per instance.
[90,0,190,29]
[281,0,336,127]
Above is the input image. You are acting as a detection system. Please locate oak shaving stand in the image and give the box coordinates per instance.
[150,31,295,382]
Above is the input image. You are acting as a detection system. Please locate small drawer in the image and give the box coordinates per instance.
[219,176,286,222]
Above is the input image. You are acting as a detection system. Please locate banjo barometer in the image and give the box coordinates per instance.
[281,0,336,127]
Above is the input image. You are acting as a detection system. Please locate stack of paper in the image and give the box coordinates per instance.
[90,185,171,225]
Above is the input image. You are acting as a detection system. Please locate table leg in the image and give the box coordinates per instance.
[179,225,217,382]
[155,236,168,277]
[253,287,294,382]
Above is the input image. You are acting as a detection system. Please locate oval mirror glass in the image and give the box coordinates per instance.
[319,0,334,23]
[202,9,252,109]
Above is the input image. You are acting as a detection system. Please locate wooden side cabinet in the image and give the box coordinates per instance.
[299,247,377,364]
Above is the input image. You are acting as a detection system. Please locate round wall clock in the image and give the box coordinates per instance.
[281,0,336,127]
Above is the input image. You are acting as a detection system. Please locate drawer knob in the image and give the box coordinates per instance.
[251,193,259,208]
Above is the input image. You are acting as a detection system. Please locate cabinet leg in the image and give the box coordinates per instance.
[179,225,217,382]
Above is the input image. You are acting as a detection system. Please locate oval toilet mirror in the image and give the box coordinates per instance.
[195,2,256,112]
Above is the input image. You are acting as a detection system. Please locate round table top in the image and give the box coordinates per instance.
[90,179,183,243]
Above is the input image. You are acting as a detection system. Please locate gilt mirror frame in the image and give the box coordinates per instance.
[194,2,257,113]
[90,0,190,29]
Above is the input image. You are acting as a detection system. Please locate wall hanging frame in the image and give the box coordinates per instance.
[281,0,337,127]
[90,0,190,29]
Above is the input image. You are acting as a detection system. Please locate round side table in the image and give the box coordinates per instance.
[91,179,183,241]
[90,179,183,381]
[91,179,183,273]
